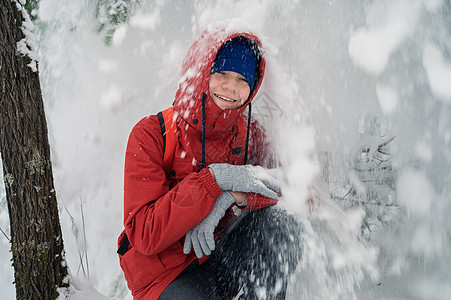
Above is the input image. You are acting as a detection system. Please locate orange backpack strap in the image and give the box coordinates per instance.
[156,107,177,174]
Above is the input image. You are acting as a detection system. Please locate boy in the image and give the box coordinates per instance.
[118,27,301,299]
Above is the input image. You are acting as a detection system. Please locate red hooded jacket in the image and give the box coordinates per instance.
[118,28,277,299]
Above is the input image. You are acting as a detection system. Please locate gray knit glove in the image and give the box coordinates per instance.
[183,192,235,258]
[209,163,281,199]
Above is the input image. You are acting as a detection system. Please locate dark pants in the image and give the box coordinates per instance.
[159,206,303,300]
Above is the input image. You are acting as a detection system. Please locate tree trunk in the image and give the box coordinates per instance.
[0,1,69,299]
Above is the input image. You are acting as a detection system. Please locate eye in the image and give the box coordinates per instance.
[238,77,248,85]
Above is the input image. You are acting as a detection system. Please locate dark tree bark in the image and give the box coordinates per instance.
[0,1,68,299]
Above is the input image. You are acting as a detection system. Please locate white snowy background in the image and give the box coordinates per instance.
[1,0,450,299]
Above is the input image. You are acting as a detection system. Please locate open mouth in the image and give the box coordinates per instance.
[215,94,238,103]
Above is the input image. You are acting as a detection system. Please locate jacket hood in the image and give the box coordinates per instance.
[172,27,266,139]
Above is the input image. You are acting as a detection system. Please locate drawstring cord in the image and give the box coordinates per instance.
[244,102,251,165]
[199,93,207,169]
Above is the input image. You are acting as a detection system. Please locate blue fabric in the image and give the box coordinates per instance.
[158,260,218,299]
[211,36,259,92]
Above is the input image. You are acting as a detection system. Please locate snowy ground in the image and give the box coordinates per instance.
[1,0,451,299]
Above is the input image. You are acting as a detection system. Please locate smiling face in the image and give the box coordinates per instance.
[209,71,251,110]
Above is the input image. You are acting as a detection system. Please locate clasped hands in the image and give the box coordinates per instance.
[183,163,281,258]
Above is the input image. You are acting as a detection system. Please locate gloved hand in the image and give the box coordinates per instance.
[209,163,281,199]
[183,192,236,258]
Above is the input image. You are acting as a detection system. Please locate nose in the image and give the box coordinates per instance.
[222,78,238,93]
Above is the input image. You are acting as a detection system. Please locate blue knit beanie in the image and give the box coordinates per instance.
[210,36,260,92]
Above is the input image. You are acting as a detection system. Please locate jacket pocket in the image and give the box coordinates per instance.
[168,157,194,180]
[119,245,165,291]
[157,240,187,270]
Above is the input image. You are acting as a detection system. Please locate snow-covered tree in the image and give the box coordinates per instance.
[0,1,68,299]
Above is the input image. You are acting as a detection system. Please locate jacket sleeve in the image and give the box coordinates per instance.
[123,117,223,255]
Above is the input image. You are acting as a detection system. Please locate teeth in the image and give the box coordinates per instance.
[217,95,235,102]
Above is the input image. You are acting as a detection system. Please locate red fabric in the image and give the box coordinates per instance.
[118,27,276,300]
